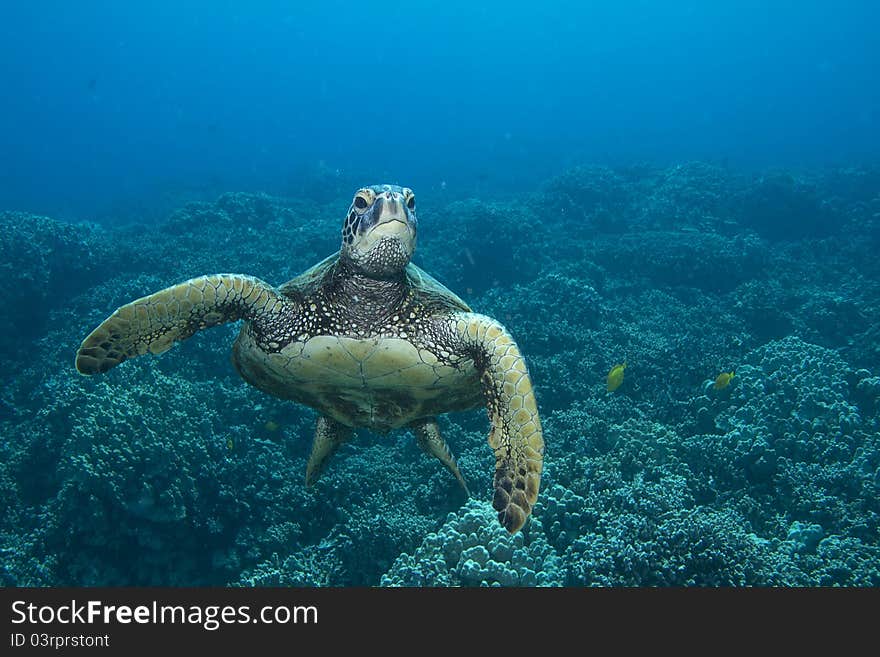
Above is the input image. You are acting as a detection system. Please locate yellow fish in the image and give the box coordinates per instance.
[606,362,626,392]
[713,370,735,390]
[264,420,281,433]
[226,437,234,451]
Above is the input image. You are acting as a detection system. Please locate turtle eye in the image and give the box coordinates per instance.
[406,194,416,210]
[354,195,369,210]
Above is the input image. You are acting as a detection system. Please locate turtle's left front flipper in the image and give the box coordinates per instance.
[452,313,544,533]
[76,274,286,375]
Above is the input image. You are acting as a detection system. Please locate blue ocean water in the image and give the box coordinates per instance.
[2,1,878,219]
[0,2,878,586]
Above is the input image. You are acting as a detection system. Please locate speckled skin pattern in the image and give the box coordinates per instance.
[75,185,544,532]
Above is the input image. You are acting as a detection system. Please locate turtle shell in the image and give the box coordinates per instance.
[231,251,480,430]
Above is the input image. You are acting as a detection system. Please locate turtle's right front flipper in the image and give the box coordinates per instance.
[76,274,286,375]
[450,312,544,534]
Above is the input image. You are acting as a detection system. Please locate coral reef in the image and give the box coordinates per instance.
[2,163,878,586]
[0,212,132,351]
[381,500,561,586]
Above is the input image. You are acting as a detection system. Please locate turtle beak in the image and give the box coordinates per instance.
[366,191,415,245]
[373,192,409,227]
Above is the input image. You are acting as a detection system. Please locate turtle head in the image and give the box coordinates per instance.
[341,184,417,277]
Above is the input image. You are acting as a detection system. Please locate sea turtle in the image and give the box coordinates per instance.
[75,185,544,532]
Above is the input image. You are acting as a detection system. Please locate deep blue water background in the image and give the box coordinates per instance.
[1,1,878,220]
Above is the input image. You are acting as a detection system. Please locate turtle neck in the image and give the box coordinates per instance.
[331,256,409,321]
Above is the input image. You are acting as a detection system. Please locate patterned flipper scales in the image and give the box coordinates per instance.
[454,313,544,533]
[75,274,284,375]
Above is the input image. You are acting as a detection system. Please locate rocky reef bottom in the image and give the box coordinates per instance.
[1,163,878,585]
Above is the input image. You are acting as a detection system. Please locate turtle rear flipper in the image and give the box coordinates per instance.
[76,274,284,375]
[413,419,470,496]
[305,415,352,486]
